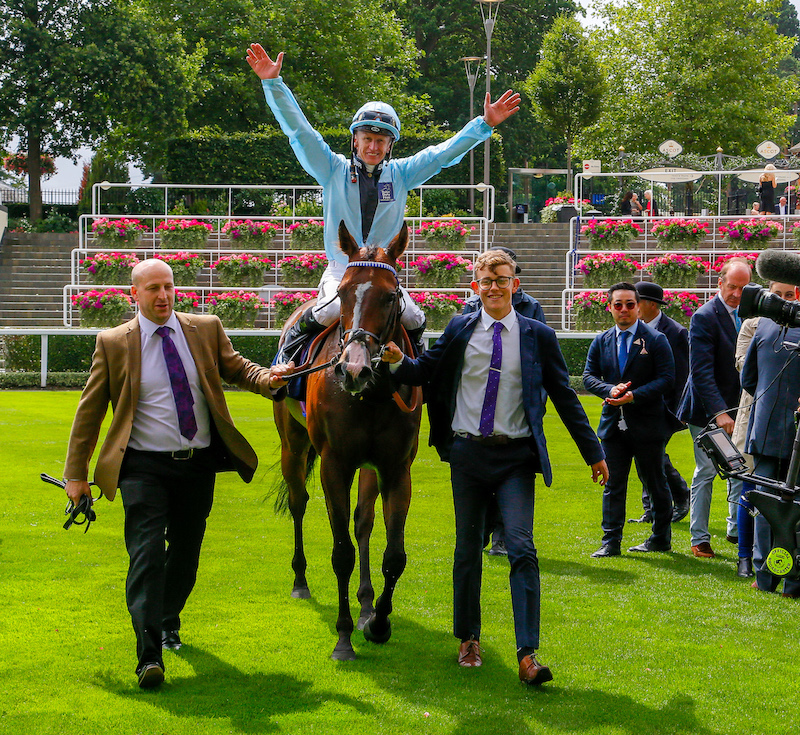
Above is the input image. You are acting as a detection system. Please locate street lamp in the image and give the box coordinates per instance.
[476,0,504,216]
[459,56,484,214]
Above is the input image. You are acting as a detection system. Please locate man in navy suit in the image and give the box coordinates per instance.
[677,258,751,559]
[630,281,690,523]
[584,283,676,556]
[381,249,608,686]
[741,308,800,597]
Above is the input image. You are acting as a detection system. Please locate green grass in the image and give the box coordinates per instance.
[0,390,795,735]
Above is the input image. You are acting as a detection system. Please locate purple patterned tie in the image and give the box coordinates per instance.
[155,326,197,440]
[478,321,504,437]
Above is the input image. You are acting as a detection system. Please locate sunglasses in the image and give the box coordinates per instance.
[611,301,637,310]
[477,276,512,290]
[353,110,397,126]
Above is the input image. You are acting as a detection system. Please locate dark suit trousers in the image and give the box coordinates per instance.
[450,437,540,649]
[119,448,216,674]
[601,434,671,547]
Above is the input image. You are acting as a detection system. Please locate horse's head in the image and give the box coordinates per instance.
[334,220,408,394]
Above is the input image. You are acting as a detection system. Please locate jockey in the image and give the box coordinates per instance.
[246,43,520,360]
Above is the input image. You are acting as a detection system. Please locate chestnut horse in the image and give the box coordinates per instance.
[273,221,422,660]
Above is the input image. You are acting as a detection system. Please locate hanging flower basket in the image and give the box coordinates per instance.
[650,218,710,250]
[212,254,273,287]
[644,253,710,288]
[206,291,265,328]
[91,217,148,247]
[409,291,465,330]
[154,252,205,286]
[568,291,611,331]
[580,218,643,250]
[223,219,282,250]
[81,252,140,285]
[663,290,702,327]
[575,252,638,288]
[72,288,132,328]
[279,253,327,286]
[410,253,472,287]
[719,218,783,249]
[174,290,201,314]
[415,219,475,250]
[712,252,764,286]
[270,290,318,327]
[287,220,325,250]
[156,219,213,249]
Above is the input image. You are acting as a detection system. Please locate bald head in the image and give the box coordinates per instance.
[131,259,175,324]
[718,259,751,309]
[131,258,173,287]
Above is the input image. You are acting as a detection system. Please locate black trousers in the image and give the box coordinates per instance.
[119,448,216,674]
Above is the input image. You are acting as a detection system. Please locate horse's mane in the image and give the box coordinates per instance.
[359,244,396,267]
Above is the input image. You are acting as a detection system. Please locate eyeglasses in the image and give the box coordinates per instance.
[353,110,398,126]
[611,301,637,310]
[477,276,512,290]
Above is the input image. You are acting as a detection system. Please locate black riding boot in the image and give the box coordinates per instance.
[276,306,324,364]
[405,322,427,356]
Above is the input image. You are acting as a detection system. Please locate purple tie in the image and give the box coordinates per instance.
[155,326,197,440]
[479,321,503,437]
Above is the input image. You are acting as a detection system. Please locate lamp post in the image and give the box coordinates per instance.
[459,56,484,214]
[476,0,504,217]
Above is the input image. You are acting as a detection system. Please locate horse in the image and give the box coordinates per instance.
[273,220,422,661]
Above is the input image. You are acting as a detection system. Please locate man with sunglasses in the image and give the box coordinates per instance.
[583,282,675,558]
[247,43,520,359]
[381,249,607,686]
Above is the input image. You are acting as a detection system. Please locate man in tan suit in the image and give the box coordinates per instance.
[64,259,291,689]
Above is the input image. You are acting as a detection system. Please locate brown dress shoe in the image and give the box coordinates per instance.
[691,542,715,558]
[458,639,482,667]
[519,653,553,686]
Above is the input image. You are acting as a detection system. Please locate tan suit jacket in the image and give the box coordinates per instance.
[64,312,275,500]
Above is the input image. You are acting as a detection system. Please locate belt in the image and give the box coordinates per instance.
[454,432,529,447]
[128,447,212,461]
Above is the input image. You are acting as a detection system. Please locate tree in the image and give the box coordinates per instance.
[578,0,797,161]
[522,15,605,190]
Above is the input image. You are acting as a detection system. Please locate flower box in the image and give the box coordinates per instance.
[156,219,213,248]
[663,290,702,327]
[712,252,764,286]
[206,291,265,328]
[287,220,324,250]
[270,290,318,326]
[173,290,201,313]
[410,254,472,288]
[409,291,465,330]
[719,218,783,249]
[279,253,327,286]
[575,253,638,288]
[91,217,148,247]
[212,254,273,287]
[81,252,140,285]
[154,252,205,286]
[72,288,132,328]
[540,196,592,224]
[650,218,710,250]
[415,219,475,250]
[644,253,710,288]
[568,290,611,331]
[223,219,282,250]
[580,218,643,250]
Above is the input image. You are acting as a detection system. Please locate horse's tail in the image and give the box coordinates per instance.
[270,445,319,516]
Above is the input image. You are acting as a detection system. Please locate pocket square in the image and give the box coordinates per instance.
[632,338,648,355]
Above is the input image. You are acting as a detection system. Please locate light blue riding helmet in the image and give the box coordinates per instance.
[349,102,401,141]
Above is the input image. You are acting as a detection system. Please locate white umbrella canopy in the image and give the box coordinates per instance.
[736,169,799,184]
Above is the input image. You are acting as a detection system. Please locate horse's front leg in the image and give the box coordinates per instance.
[320,452,358,661]
[363,462,411,645]
[355,468,379,630]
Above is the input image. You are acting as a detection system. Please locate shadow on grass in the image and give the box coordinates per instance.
[98,646,374,733]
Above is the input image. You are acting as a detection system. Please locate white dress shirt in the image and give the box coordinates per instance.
[128,313,211,452]
[452,308,531,439]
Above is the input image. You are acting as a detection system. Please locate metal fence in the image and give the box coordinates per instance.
[0,188,80,206]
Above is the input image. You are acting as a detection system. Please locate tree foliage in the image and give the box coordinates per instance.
[578,0,797,161]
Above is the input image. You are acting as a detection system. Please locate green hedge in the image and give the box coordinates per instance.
[559,338,591,377]
[0,372,90,388]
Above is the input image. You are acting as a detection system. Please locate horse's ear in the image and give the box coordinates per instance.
[386,222,409,262]
[338,220,359,259]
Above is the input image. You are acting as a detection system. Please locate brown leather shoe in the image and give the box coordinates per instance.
[691,542,715,558]
[458,639,482,667]
[519,653,553,686]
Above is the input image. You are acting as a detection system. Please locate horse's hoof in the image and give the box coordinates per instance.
[291,586,311,599]
[356,615,368,631]
[363,614,391,644]
[331,643,356,661]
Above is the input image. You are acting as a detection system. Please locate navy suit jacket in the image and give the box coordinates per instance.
[583,320,675,442]
[463,289,546,323]
[677,294,741,427]
[391,311,604,486]
[652,312,689,430]
[741,319,800,459]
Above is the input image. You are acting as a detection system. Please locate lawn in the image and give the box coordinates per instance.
[0,390,795,735]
